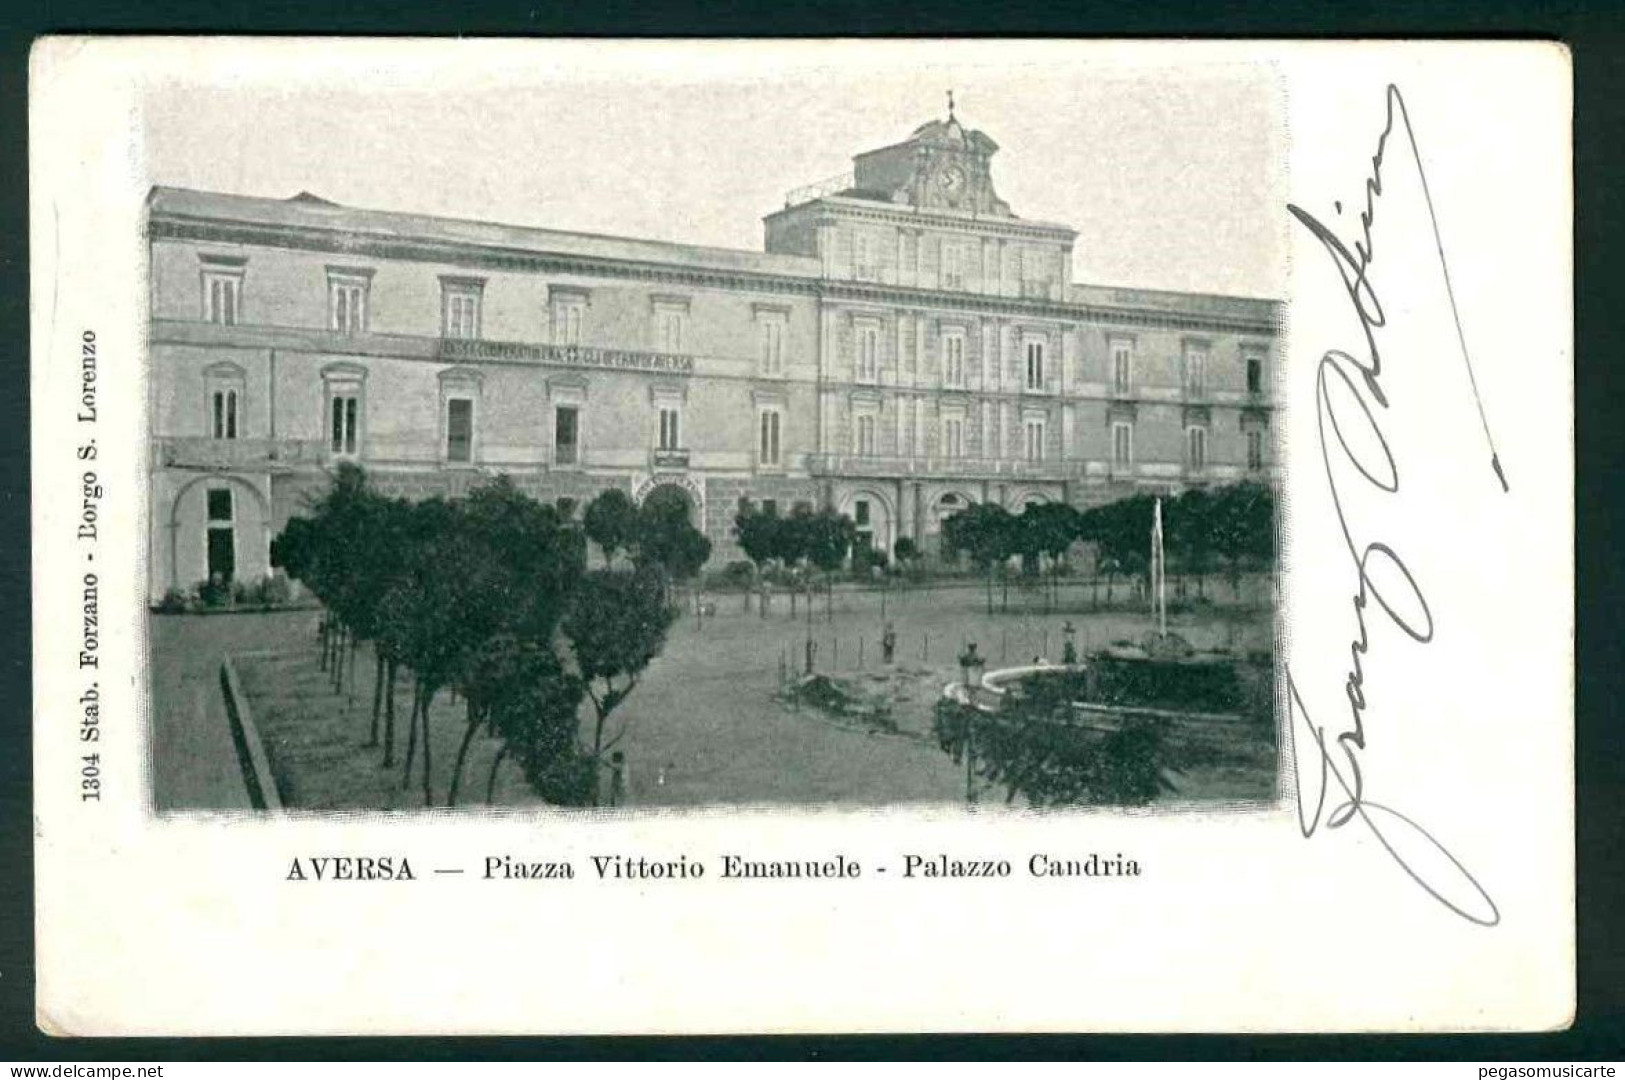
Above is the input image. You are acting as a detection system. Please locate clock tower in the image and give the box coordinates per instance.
[850,107,1013,217]
[762,103,1075,284]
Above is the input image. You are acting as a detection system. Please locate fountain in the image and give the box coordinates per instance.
[941,494,1272,792]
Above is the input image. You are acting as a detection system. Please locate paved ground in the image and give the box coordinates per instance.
[235,635,546,811]
[149,581,1276,811]
[150,611,318,811]
[612,583,1274,807]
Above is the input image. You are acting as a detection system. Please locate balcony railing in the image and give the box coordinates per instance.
[784,172,854,208]
[650,447,690,469]
[157,436,318,470]
[437,337,697,375]
[805,452,1083,481]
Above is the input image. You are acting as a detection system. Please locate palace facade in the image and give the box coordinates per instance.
[146,111,1280,599]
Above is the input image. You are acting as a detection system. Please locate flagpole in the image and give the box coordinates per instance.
[1152,497,1167,638]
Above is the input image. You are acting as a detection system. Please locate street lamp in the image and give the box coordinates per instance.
[957,642,986,805]
[804,566,816,675]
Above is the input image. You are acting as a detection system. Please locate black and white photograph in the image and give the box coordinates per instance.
[141,60,1284,814]
[29,39,1572,1036]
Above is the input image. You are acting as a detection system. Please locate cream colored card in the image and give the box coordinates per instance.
[30,38,1572,1035]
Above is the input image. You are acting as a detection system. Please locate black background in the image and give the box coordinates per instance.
[0,4,1617,1062]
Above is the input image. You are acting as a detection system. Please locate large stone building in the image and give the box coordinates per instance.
[146,109,1280,599]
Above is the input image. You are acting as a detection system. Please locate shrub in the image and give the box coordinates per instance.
[763,564,802,588]
[1090,655,1244,713]
[196,577,231,609]
[154,587,189,614]
[853,545,889,572]
[932,696,1172,807]
[522,751,598,807]
[263,573,293,606]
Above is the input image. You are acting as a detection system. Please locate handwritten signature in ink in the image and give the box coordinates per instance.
[1285,84,1508,927]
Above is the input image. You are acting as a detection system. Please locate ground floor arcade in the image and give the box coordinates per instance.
[148,460,1172,600]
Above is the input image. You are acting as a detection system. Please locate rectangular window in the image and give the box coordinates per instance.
[759,410,782,466]
[211,389,239,440]
[760,318,784,375]
[1247,356,1263,395]
[446,398,474,463]
[942,244,964,289]
[203,272,241,326]
[659,310,684,352]
[1185,349,1208,396]
[853,232,875,279]
[855,414,876,456]
[943,417,964,459]
[442,284,482,339]
[1025,339,1046,391]
[942,331,966,388]
[854,499,871,527]
[1112,342,1134,396]
[330,394,359,457]
[206,489,235,583]
[1248,429,1265,471]
[554,301,585,346]
[555,405,580,466]
[1024,419,1046,462]
[856,323,879,382]
[761,498,777,517]
[1187,426,1208,471]
[328,274,369,333]
[207,488,233,523]
[658,407,681,451]
[1113,422,1133,467]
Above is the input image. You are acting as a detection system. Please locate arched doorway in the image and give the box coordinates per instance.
[168,473,272,592]
[838,489,894,558]
[633,473,706,532]
[640,482,695,526]
[1012,489,1050,511]
[929,490,977,558]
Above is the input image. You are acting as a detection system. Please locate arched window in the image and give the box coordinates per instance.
[321,363,367,460]
[203,362,246,441]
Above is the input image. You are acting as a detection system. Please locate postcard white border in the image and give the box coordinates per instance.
[30,38,1572,1035]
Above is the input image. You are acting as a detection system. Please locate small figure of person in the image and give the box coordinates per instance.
[881,623,898,665]
[606,750,628,807]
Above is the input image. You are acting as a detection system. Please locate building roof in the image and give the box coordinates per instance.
[906,116,999,154]
[1069,282,1280,326]
[147,186,823,279]
[764,191,1078,239]
[148,185,1279,329]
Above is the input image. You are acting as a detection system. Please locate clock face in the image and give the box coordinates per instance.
[940,167,966,195]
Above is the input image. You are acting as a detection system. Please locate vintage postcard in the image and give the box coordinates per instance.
[30,38,1572,1034]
